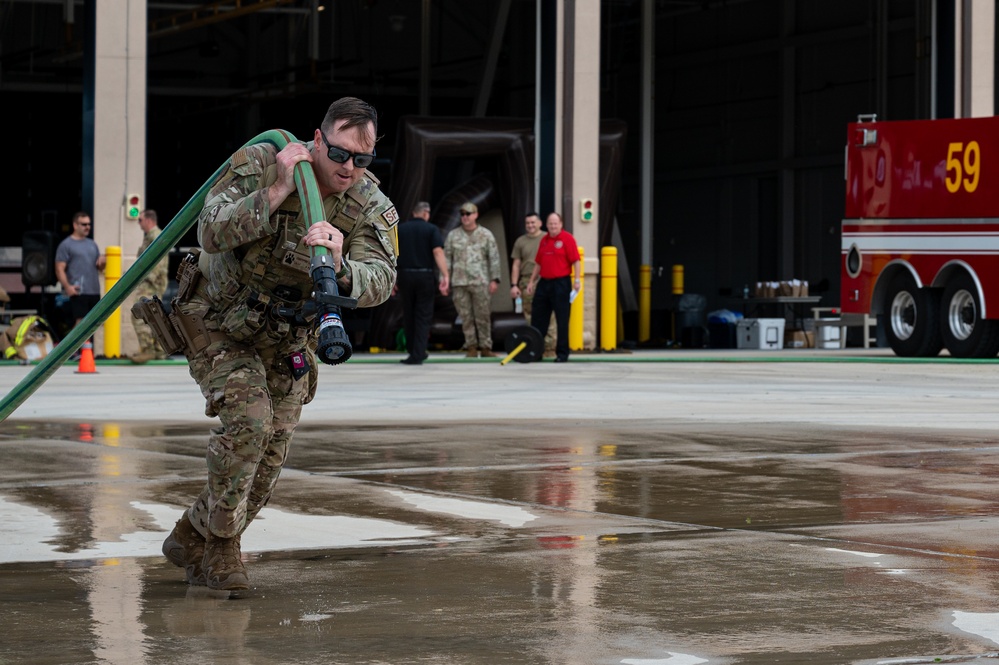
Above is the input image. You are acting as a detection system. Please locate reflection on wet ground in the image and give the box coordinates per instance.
[2,418,999,664]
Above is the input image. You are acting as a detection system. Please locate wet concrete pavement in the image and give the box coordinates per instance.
[2,349,999,664]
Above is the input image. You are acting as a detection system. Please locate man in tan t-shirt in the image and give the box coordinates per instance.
[509,211,555,356]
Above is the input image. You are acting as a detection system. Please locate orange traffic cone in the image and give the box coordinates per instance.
[75,341,97,374]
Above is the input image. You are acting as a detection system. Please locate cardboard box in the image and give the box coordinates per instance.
[758,279,809,298]
[17,331,53,361]
[737,318,785,350]
[784,329,815,349]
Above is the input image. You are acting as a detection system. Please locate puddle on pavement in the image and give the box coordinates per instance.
[4,419,999,663]
[2,418,999,535]
[0,495,437,565]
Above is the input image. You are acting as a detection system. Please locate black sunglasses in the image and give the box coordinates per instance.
[319,129,375,168]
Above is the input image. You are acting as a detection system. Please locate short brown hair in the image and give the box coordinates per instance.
[322,97,379,143]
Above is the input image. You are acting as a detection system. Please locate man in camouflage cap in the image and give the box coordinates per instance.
[130,209,169,364]
[161,96,398,591]
[444,202,501,357]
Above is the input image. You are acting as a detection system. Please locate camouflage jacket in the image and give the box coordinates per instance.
[194,142,398,327]
[444,225,501,287]
[137,226,169,295]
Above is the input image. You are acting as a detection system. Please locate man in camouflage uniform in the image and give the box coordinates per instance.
[130,209,170,364]
[161,97,398,591]
[443,202,501,357]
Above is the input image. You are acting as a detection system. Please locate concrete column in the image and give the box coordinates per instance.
[956,0,995,117]
[559,0,601,350]
[91,0,146,352]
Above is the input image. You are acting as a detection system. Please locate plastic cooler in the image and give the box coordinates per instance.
[736,318,785,350]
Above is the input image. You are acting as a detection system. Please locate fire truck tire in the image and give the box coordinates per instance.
[940,274,999,358]
[883,272,942,357]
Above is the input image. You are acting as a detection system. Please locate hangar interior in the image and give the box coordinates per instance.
[2,0,992,344]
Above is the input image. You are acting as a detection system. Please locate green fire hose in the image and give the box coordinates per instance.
[0,129,352,422]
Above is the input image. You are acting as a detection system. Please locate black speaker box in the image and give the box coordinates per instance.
[22,230,57,288]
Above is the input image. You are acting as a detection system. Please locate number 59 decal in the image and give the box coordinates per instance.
[945,141,981,193]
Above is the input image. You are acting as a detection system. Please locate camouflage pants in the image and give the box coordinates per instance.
[185,335,315,539]
[452,284,492,350]
[131,282,164,357]
[519,279,556,351]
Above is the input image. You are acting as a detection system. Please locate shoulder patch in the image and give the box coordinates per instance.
[381,206,400,228]
[229,144,268,177]
[230,148,251,168]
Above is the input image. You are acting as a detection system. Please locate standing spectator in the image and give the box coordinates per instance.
[55,212,106,336]
[396,201,449,365]
[444,202,501,358]
[526,212,581,363]
[509,211,555,358]
[130,210,170,364]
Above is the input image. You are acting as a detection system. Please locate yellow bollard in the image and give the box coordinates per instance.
[638,264,651,343]
[672,264,684,295]
[569,246,585,351]
[600,247,618,351]
[103,246,122,359]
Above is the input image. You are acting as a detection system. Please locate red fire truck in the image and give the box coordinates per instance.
[841,114,999,358]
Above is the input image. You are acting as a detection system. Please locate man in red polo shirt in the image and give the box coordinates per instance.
[525,212,581,362]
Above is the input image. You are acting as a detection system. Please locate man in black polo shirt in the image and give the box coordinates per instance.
[396,201,449,364]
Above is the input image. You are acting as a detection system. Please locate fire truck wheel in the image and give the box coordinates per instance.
[883,272,942,357]
[940,273,999,358]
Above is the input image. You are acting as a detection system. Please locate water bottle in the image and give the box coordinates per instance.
[515,296,523,313]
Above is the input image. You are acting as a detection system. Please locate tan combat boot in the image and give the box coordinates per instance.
[162,513,207,585]
[479,349,497,358]
[203,533,249,591]
[465,347,479,358]
[130,351,155,365]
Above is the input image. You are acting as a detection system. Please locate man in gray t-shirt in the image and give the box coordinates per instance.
[55,212,106,327]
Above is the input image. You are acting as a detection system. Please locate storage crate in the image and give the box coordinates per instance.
[817,325,841,349]
[736,318,785,350]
